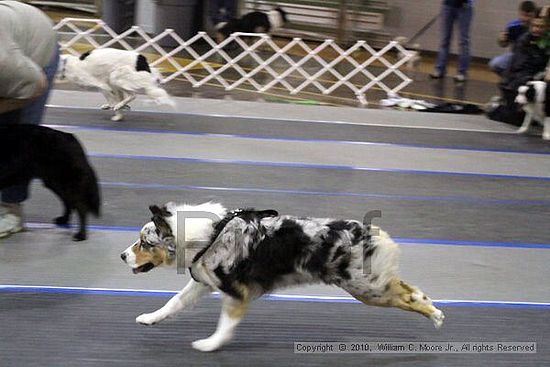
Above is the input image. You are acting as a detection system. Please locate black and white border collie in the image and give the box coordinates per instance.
[216,7,288,42]
[121,202,444,352]
[58,48,174,121]
[515,81,550,140]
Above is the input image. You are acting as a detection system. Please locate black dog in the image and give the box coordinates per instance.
[0,125,100,241]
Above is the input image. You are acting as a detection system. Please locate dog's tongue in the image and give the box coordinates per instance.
[132,263,155,274]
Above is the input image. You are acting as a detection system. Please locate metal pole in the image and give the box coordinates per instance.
[95,0,101,16]
[336,0,348,44]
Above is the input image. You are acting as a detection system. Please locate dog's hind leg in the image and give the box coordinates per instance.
[111,93,134,121]
[41,182,72,227]
[41,181,85,241]
[99,89,117,110]
[136,279,211,326]
[192,293,250,352]
[72,202,88,241]
[113,92,136,112]
[106,88,131,121]
[54,200,71,226]
[344,278,445,329]
[517,111,533,134]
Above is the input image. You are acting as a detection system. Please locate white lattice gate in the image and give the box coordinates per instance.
[54,18,413,104]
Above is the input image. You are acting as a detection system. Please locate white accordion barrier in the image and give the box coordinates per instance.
[54,18,414,105]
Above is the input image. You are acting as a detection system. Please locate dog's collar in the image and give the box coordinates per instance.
[188,208,278,285]
[190,208,279,266]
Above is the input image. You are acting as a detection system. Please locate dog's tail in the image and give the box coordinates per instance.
[144,84,176,108]
[147,68,175,107]
[84,164,101,217]
[66,134,101,217]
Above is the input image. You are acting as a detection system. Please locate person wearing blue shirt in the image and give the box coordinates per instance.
[489,1,537,76]
[430,0,474,82]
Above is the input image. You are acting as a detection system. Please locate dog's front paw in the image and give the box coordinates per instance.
[192,338,224,352]
[136,313,160,326]
[100,104,112,110]
[517,126,530,134]
[430,308,445,329]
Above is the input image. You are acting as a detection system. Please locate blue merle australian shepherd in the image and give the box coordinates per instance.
[121,202,444,352]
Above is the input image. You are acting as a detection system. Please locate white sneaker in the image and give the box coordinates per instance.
[0,204,24,238]
[429,71,444,79]
[454,74,466,83]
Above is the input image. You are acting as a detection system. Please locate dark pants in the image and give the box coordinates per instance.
[435,4,473,75]
[0,44,60,204]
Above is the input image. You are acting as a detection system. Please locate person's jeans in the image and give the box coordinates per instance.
[0,44,60,204]
[435,4,473,76]
[489,52,512,76]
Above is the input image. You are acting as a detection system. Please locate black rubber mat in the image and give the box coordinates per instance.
[44,107,550,154]
[0,293,547,367]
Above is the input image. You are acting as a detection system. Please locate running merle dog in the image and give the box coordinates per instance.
[121,202,444,352]
[0,125,100,241]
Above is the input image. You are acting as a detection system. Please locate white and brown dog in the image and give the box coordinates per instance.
[58,48,174,121]
[121,202,444,352]
[515,81,550,140]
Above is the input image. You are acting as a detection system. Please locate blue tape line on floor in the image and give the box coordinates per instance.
[1,285,549,309]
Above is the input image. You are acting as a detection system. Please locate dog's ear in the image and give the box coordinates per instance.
[151,214,173,238]
[149,205,173,238]
[149,205,172,217]
[149,205,162,216]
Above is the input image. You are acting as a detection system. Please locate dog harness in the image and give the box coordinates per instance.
[188,208,278,283]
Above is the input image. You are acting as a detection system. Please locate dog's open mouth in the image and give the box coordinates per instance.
[132,262,155,274]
